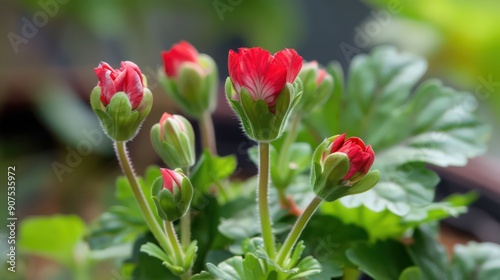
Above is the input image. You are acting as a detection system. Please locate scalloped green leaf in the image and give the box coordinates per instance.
[447,242,500,280]
[321,191,475,240]
[314,47,490,218]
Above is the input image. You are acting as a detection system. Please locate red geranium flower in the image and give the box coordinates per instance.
[228,47,302,107]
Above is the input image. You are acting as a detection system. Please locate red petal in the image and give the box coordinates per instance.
[122,66,144,109]
[121,61,143,84]
[238,48,286,105]
[99,70,117,106]
[338,138,366,179]
[274,48,303,83]
[228,49,242,93]
[360,145,375,174]
[160,168,183,193]
[329,133,346,153]
[162,41,199,77]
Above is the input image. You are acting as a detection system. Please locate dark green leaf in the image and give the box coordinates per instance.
[406,226,448,280]
[346,239,414,280]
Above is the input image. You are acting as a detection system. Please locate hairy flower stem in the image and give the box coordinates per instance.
[163,221,185,268]
[275,196,323,266]
[180,167,191,250]
[114,142,175,258]
[258,142,276,258]
[199,112,217,155]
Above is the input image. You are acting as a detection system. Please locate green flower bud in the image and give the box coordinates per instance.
[160,41,218,118]
[150,113,195,169]
[297,61,333,114]
[91,61,152,141]
[152,168,193,222]
[311,134,380,202]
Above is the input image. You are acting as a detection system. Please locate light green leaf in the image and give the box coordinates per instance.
[18,215,87,266]
[322,191,475,240]
[398,267,424,280]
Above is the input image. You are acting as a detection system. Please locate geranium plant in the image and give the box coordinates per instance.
[17,44,500,280]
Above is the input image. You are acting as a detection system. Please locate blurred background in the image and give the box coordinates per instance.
[1,0,499,279]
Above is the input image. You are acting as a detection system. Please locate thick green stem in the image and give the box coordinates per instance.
[199,112,217,154]
[114,141,174,257]
[276,196,323,266]
[258,142,276,258]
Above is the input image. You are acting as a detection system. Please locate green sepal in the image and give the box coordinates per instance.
[312,153,350,201]
[90,87,152,141]
[225,77,303,142]
[225,77,254,138]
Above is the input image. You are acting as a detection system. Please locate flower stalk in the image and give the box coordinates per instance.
[199,112,217,154]
[258,142,276,258]
[114,141,174,257]
[275,196,322,266]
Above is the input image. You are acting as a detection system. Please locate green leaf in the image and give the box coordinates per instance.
[130,233,179,279]
[342,46,427,140]
[322,191,475,240]
[89,166,161,252]
[346,239,414,280]
[406,226,448,280]
[300,215,368,269]
[18,215,87,266]
[190,150,237,194]
[447,242,500,280]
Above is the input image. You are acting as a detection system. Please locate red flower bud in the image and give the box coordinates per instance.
[324,133,375,181]
[160,168,183,193]
[228,47,302,107]
[161,41,205,78]
[94,61,144,109]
